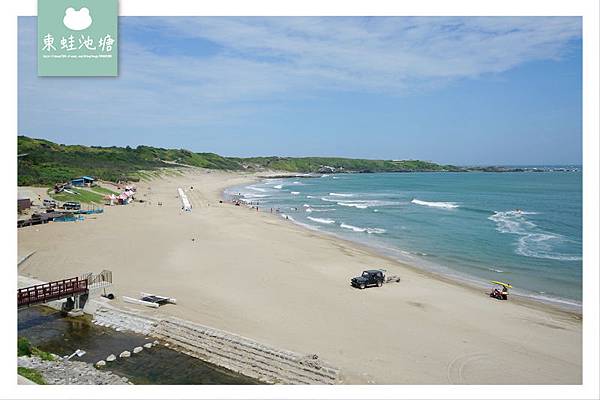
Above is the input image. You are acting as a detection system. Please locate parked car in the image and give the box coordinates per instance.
[43,199,57,208]
[62,201,81,210]
[351,270,385,289]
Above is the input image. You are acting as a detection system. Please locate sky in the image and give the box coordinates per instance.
[18,17,582,165]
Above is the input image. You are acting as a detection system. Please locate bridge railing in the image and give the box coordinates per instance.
[17,277,88,308]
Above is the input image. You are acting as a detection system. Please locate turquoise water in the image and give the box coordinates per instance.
[225,171,582,308]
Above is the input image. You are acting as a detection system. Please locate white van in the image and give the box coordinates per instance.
[43,199,57,208]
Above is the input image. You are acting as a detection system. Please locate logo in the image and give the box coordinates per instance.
[38,0,118,76]
[63,7,93,31]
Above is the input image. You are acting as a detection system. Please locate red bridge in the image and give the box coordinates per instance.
[17,277,88,309]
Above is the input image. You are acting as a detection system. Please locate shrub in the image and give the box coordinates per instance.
[17,337,32,357]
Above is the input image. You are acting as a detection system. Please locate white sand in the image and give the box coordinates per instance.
[17,169,582,384]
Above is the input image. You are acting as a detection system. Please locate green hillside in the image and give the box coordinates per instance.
[17,136,242,185]
[18,135,461,186]
[235,156,461,173]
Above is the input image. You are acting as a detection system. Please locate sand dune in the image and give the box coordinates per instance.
[17,169,581,384]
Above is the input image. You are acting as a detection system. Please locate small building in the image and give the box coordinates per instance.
[17,198,32,213]
[71,176,95,187]
[17,189,35,213]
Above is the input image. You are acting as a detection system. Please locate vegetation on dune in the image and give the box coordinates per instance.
[18,136,165,185]
[235,156,462,173]
[18,136,240,186]
[89,186,119,196]
[18,135,460,186]
[46,188,106,204]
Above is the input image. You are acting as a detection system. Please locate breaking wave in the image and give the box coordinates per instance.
[411,199,459,209]
[329,193,354,197]
[338,202,368,209]
[489,211,581,261]
[307,217,336,225]
[340,223,386,234]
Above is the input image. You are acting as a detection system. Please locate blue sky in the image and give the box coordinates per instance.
[18,17,582,165]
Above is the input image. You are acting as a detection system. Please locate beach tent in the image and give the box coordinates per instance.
[104,194,117,206]
[117,193,130,205]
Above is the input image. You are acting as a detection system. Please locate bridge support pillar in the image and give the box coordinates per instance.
[63,293,88,316]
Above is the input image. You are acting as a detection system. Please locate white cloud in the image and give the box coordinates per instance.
[136,16,580,94]
[19,17,581,134]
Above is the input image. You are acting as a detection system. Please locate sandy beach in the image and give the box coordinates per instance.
[17,169,582,384]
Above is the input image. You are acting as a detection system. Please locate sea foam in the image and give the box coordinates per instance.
[338,202,368,209]
[411,199,459,209]
[307,217,336,225]
[329,193,354,197]
[489,211,582,261]
[248,186,268,192]
[340,223,386,234]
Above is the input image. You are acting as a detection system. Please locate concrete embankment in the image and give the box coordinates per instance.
[93,306,340,384]
[18,274,340,384]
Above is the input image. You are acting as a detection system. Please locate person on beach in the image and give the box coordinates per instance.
[501,285,509,300]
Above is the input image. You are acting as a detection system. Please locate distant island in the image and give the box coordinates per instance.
[17,136,580,186]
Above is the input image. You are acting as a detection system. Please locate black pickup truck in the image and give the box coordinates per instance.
[63,201,81,210]
[351,270,385,289]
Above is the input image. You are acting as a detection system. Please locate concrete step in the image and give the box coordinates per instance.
[154,321,337,382]
[91,306,340,384]
[154,325,325,384]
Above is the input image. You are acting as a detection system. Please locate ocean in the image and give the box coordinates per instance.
[225,171,582,309]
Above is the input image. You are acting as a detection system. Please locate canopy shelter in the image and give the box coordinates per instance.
[71,176,95,187]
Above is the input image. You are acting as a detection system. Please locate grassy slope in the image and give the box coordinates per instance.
[89,186,119,195]
[18,136,241,186]
[46,188,106,204]
[17,367,46,384]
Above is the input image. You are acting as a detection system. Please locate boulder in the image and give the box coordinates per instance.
[95,360,106,367]
[143,343,153,349]
[106,354,116,362]
[133,346,143,354]
[119,351,131,358]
